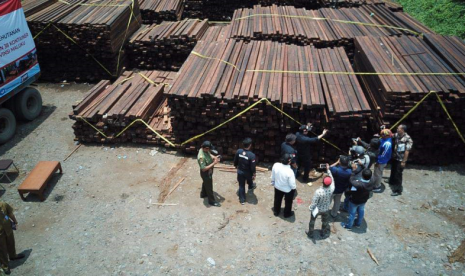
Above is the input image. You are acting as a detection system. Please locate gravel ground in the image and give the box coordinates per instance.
[0,83,464,276]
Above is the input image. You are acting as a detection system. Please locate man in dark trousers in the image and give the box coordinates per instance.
[281,134,298,176]
[0,201,24,275]
[272,154,297,218]
[341,168,374,229]
[296,124,328,182]
[234,138,257,205]
[197,141,221,207]
[388,124,413,196]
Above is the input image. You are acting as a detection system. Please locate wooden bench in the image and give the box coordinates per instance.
[18,161,63,201]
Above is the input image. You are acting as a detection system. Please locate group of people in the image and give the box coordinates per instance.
[197,123,413,239]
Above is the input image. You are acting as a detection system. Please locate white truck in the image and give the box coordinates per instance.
[0,0,42,143]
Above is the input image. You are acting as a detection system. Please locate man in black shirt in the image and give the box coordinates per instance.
[296,124,328,182]
[234,138,257,205]
[281,134,298,176]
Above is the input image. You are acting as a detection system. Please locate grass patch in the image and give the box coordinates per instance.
[395,0,465,38]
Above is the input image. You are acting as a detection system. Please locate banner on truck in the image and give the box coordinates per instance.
[0,0,40,97]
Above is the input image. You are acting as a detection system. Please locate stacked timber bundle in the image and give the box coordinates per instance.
[354,36,465,164]
[21,0,57,17]
[139,0,184,24]
[70,70,177,145]
[199,25,230,43]
[128,19,209,70]
[227,5,419,49]
[183,0,317,21]
[167,40,371,161]
[26,0,142,82]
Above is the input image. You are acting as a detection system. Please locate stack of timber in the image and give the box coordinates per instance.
[167,40,371,161]
[128,19,209,70]
[70,70,177,145]
[227,5,424,49]
[139,0,184,24]
[199,25,230,43]
[183,0,317,21]
[354,36,465,164]
[318,0,402,10]
[21,0,57,17]
[26,0,142,82]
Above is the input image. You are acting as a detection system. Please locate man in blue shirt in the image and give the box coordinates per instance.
[329,155,352,218]
[373,129,392,193]
[234,138,257,205]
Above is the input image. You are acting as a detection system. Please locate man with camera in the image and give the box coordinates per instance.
[0,201,24,275]
[296,124,328,182]
[388,124,413,196]
[234,138,257,205]
[198,141,221,207]
[349,145,370,178]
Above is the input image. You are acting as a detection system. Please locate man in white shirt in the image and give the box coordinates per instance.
[307,164,335,239]
[271,153,297,218]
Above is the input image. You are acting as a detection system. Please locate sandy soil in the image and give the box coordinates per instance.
[0,83,464,276]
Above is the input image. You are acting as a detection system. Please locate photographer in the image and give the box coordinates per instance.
[197,141,221,207]
[296,124,328,182]
[354,137,380,169]
[349,145,370,179]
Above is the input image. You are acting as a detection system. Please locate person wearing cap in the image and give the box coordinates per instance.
[271,153,297,218]
[234,138,257,205]
[198,141,221,207]
[296,124,328,182]
[388,124,413,196]
[355,137,380,169]
[372,128,392,193]
[307,164,335,239]
[329,156,352,218]
[349,145,370,178]
[341,168,374,229]
[0,201,25,275]
[281,134,298,176]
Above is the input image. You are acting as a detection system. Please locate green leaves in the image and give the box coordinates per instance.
[397,0,465,38]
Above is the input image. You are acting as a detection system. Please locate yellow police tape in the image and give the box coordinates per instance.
[33,0,138,78]
[389,91,465,145]
[232,13,422,36]
[76,97,345,152]
[191,50,465,76]
[191,51,241,72]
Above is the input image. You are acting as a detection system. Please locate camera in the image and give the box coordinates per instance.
[210,149,222,160]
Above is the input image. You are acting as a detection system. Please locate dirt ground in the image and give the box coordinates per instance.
[1,83,465,276]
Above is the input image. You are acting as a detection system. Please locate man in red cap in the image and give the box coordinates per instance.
[307,164,334,239]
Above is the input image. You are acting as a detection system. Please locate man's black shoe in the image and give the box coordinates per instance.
[372,187,382,193]
[3,268,11,275]
[10,253,25,260]
[391,192,401,196]
[210,202,221,207]
[284,211,295,218]
[248,184,257,191]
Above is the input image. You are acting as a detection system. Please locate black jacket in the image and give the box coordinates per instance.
[234,149,256,175]
[281,142,297,164]
[295,132,319,158]
[348,173,374,204]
